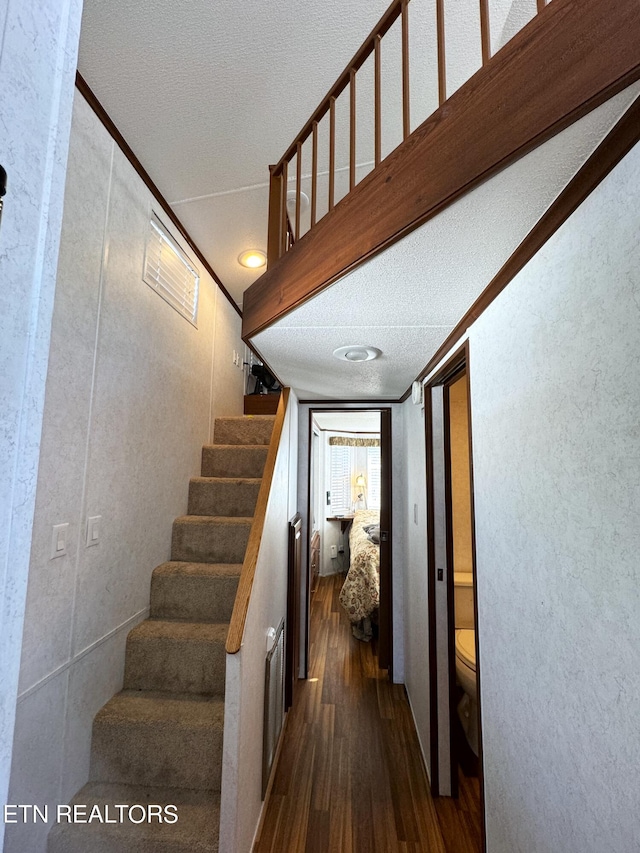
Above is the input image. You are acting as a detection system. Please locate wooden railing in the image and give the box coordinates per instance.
[226,387,291,654]
[267,0,550,267]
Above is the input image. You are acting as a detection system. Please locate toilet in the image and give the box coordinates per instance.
[455,628,478,756]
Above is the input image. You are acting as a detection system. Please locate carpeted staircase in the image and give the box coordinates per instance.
[48,415,275,853]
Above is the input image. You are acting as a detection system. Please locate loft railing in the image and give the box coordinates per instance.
[267,0,550,267]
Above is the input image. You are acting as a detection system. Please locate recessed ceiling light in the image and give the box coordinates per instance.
[238,249,267,269]
[332,345,382,362]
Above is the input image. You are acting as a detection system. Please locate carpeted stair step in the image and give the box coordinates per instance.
[201,444,268,478]
[47,782,219,853]
[150,562,240,623]
[171,516,252,564]
[213,415,275,445]
[187,476,261,517]
[124,620,228,696]
[90,692,224,791]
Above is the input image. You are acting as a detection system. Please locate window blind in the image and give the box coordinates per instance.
[367,446,381,510]
[329,445,351,515]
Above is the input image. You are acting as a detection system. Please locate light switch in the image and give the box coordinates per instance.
[51,523,69,559]
[86,515,101,547]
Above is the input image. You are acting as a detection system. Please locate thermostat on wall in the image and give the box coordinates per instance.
[411,380,423,405]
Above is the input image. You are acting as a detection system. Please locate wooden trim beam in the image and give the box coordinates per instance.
[400,92,640,400]
[226,388,291,654]
[75,73,241,318]
[242,0,640,339]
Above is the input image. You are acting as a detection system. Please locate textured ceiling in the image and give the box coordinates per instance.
[78,0,518,305]
[252,85,640,400]
[77,1,638,403]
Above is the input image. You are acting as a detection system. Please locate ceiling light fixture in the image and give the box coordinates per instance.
[238,249,267,269]
[287,190,310,213]
[332,345,381,363]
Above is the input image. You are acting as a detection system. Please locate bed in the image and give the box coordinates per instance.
[339,509,380,641]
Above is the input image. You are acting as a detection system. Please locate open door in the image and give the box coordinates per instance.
[425,342,485,849]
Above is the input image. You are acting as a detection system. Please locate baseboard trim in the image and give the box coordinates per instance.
[404,681,433,789]
[17,606,149,704]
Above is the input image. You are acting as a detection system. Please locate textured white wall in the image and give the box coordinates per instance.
[5,91,244,853]
[468,142,640,851]
[0,0,82,847]
[220,392,299,853]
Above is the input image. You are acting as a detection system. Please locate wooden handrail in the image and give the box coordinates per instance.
[243,0,640,338]
[226,388,291,654]
[265,0,560,268]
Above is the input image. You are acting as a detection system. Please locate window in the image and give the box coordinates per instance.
[329,445,352,516]
[143,214,199,325]
[328,440,381,514]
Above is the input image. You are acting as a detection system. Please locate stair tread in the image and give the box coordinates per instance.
[154,561,242,577]
[96,691,224,727]
[174,515,253,524]
[202,443,270,450]
[189,476,261,484]
[49,783,219,851]
[129,620,229,642]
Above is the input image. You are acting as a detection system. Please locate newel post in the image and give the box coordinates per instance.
[267,164,285,268]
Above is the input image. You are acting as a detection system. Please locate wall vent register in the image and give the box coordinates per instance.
[143,214,199,325]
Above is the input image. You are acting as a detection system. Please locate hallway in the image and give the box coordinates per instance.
[254,575,482,852]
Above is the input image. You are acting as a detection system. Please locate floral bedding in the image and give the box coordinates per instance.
[339,510,380,638]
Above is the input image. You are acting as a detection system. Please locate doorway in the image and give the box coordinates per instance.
[305,408,393,674]
[425,342,485,847]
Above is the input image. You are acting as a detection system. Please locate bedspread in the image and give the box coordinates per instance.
[339,510,380,631]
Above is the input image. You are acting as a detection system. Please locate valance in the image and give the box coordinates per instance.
[329,436,380,447]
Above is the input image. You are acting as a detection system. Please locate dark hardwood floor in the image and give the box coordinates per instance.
[254,574,482,852]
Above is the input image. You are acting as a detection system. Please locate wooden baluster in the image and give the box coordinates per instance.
[480,0,490,65]
[401,0,410,139]
[329,96,336,211]
[436,0,446,105]
[374,35,382,167]
[295,141,302,241]
[536,0,546,12]
[311,121,318,227]
[350,68,356,192]
[281,159,288,255]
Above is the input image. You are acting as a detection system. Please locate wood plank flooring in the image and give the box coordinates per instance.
[254,574,482,852]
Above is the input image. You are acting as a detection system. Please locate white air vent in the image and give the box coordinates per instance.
[143,214,199,325]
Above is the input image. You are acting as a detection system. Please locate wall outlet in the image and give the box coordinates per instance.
[330,545,337,559]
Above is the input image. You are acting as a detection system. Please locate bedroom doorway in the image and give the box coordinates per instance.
[306,408,393,674]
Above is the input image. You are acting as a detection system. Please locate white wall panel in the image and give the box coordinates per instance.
[7,90,245,853]
[468,141,640,852]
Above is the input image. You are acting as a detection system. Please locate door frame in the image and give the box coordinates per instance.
[425,340,486,847]
[286,512,302,709]
[305,406,393,674]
